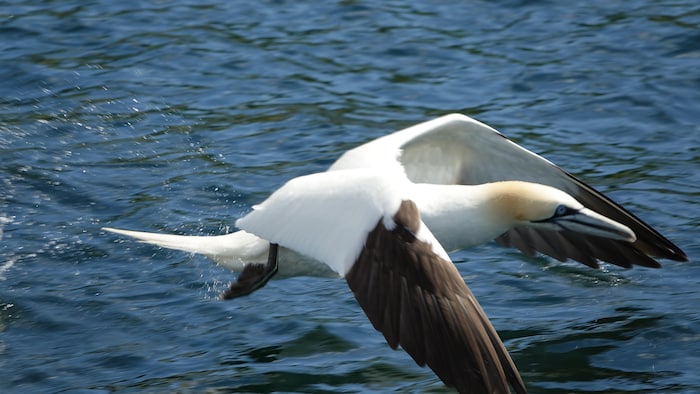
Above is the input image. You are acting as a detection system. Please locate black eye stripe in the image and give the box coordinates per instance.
[531,205,579,223]
[555,205,578,217]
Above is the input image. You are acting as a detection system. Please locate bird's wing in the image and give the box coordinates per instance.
[333,114,686,267]
[346,199,526,394]
[236,169,409,276]
[237,169,526,393]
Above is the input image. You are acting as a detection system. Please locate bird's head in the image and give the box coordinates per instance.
[490,181,636,242]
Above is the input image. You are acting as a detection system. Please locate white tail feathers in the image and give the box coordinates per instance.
[102,227,269,271]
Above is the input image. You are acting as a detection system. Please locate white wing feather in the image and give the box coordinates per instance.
[330,113,567,187]
[236,169,425,276]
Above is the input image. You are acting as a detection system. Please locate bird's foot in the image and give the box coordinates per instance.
[221,243,279,300]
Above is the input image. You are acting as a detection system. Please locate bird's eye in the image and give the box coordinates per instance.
[554,205,575,217]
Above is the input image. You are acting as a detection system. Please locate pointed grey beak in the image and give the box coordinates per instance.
[554,208,637,242]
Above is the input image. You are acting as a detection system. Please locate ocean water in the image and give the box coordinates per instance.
[1,1,699,392]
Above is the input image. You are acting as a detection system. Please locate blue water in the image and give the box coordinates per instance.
[1,1,699,392]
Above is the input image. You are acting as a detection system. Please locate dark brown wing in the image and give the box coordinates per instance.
[497,220,667,269]
[345,200,527,394]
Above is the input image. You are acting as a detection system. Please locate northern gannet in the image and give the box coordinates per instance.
[104,114,686,394]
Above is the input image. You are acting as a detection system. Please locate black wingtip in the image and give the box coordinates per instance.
[668,248,689,263]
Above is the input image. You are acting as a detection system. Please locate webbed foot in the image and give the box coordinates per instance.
[221,243,278,299]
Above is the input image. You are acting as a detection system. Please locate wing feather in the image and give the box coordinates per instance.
[236,169,405,276]
[346,200,527,394]
[366,114,687,267]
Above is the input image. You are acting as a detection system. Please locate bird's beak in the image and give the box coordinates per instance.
[553,208,637,242]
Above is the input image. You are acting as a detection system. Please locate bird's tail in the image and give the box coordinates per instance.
[102,227,269,271]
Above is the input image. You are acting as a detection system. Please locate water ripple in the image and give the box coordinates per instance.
[1,0,699,392]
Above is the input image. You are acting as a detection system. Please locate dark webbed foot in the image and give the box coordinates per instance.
[221,243,279,300]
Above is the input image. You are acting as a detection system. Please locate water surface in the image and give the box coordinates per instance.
[1,1,699,392]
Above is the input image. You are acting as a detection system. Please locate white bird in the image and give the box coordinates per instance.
[104,114,686,394]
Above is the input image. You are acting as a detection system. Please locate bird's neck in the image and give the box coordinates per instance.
[411,182,516,252]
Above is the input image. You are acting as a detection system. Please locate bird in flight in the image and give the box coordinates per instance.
[105,114,686,393]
